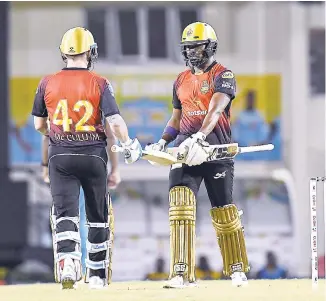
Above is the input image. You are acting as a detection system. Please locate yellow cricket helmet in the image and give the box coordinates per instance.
[59,27,98,65]
[180,22,218,69]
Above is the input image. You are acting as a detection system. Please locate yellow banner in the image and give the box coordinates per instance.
[10,74,281,128]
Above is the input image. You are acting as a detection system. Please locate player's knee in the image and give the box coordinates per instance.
[54,201,79,218]
[88,228,108,244]
[169,184,197,196]
[56,219,78,233]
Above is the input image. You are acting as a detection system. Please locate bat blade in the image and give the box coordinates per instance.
[141,150,177,166]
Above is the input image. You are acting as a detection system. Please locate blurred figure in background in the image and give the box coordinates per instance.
[232,90,268,160]
[144,258,168,281]
[256,251,287,279]
[264,116,282,161]
[195,256,221,280]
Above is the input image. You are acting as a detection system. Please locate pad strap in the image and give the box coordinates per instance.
[86,259,110,270]
[87,222,110,228]
[87,240,112,253]
[57,251,82,261]
[55,231,81,243]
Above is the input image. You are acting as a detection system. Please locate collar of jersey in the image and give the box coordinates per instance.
[203,61,217,73]
[62,67,88,70]
[193,61,217,75]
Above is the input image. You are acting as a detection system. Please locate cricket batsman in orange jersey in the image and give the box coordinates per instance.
[32,27,142,289]
[146,22,250,288]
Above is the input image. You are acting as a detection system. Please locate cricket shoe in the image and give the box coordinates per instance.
[231,272,248,287]
[88,276,107,289]
[60,258,79,290]
[163,276,198,289]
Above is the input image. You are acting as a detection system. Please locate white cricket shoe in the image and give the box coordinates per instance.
[61,258,78,290]
[231,272,248,287]
[88,276,107,289]
[163,276,197,289]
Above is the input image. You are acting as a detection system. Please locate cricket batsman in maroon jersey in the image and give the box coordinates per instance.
[146,22,250,288]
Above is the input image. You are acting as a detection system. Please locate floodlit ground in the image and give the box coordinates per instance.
[0,279,325,301]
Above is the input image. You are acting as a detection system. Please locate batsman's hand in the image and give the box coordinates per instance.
[145,139,167,166]
[179,132,209,166]
[121,138,142,164]
[107,170,121,190]
[42,166,50,184]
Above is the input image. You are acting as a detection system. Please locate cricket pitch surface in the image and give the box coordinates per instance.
[0,279,325,301]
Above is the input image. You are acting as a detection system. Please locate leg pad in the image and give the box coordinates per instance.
[169,186,196,282]
[210,204,250,276]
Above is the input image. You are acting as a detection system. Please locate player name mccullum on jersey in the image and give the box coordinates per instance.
[53,132,102,142]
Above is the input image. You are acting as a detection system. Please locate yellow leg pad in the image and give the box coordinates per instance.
[210,204,250,276]
[169,186,196,282]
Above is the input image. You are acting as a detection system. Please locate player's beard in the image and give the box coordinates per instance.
[186,46,210,71]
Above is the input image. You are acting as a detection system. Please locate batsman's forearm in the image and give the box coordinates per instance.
[106,114,130,144]
[199,111,221,137]
[37,127,49,136]
[42,135,49,165]
[161,117,180,143]
[106,137,119,172]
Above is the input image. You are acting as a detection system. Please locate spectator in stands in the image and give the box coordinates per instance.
[196,255,221,280]
[264,116,282,161]
[152,195,163,206]
[256,251,287,279]
[144,258,169,281]
[232,90,269,160]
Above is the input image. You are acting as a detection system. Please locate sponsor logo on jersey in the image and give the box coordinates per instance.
[188,110,207,116]
[221,81,234,89]
[200,80,210,94]
[221,71,234,79]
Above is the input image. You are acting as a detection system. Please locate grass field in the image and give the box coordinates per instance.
[0,279,325,301]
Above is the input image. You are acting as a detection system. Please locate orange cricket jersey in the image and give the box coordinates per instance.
[173,62,236,146]
[32,68,120,147]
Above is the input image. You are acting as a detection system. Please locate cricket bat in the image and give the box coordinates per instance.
[111,143,274,166]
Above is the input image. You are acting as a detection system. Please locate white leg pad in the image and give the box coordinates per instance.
[84,196,114,285]
[50,206,82,283]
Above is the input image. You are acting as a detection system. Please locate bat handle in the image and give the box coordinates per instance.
[239,144,275,153]
[111,145,124,153]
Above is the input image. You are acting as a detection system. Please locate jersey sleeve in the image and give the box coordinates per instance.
[213,70,236,100]
[99,79,120,117]
[31,77,49,117]
[172,81,182,109]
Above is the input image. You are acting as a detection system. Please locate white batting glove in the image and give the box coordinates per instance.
[180,132,209,166]
[121,138,142,164]
[145,139,167,152]
[145,139,167,166]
